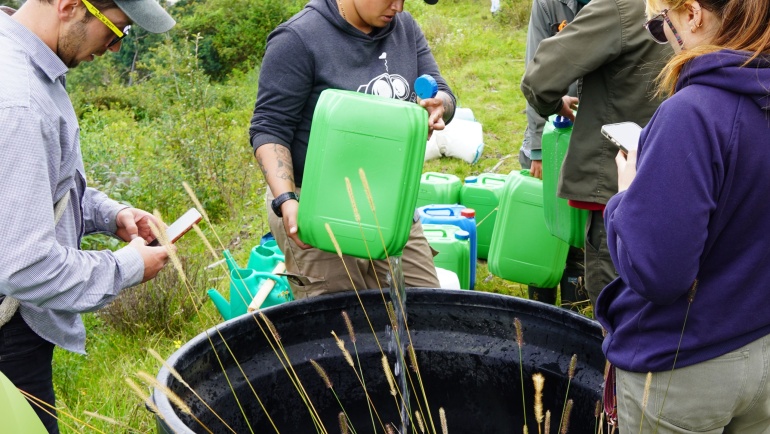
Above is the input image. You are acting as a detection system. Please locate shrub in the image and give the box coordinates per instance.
[98,256,209,335]
[175,0,305,80]
[494,0,532,29]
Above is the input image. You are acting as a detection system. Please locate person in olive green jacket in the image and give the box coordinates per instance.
[520,0,671,307]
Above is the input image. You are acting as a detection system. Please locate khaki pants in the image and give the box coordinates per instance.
[266,189,439,299]
[617,334,770,433]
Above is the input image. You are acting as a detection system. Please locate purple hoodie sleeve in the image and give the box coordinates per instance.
[604,97,720,305]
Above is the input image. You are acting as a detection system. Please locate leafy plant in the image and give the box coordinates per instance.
[98,256,209,335]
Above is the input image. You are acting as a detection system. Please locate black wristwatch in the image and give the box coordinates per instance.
[271,191,299,218]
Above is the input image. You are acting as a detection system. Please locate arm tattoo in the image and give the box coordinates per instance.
[274,144,295,184]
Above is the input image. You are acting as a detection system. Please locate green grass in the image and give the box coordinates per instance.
[51,0,536,431]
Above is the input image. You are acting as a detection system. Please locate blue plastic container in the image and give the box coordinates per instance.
[418,204,477,289]
[422,224,471,290]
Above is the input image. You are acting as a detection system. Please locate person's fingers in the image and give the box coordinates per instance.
[129,236,147,248]
[626,149,638,165]
[616,150,626,164]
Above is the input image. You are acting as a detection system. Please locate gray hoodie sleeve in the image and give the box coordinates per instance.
[249,27,314,152]
[409,14,456,123]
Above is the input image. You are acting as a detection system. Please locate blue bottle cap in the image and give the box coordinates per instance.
[553,115,573,129]
[464,176,478,184]
[415,74,438,99]
[454,230,470,241]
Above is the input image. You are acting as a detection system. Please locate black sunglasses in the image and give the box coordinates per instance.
[643,9,684,49]
[108,25,130,48]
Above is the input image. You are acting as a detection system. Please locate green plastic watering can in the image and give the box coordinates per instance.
[207,247,293,321]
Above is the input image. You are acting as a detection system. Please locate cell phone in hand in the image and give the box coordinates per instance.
[601,122,642,154]
[148,208,202,246]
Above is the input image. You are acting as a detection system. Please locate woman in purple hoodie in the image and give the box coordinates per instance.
[596,0,770,431]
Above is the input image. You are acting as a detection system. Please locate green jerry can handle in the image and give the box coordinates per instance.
[422,227,448,238]
[424,172,451,182]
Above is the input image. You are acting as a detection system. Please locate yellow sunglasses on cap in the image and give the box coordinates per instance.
[81,0,131,48]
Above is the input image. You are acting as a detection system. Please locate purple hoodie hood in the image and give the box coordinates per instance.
[677,49,770,110]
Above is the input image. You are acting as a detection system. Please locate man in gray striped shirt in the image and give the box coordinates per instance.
[0,0,175,431]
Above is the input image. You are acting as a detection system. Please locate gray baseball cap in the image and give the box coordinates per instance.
[114,0,175,33]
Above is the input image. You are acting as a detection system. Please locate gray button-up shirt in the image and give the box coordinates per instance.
[0,12,144,353]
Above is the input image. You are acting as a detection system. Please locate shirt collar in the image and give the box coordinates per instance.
[0,10,69,82]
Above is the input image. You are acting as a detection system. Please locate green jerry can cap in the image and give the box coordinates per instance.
[464,175,478,184]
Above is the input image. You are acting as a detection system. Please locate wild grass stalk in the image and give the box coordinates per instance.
[339,412,351,434]
[262,312,327,434]
[19,388,107,434]
[654,280,698,434]
[331,330,388,432]
[514,317,527,429]
[325,217,423,432]
[558,354,577,433]
[544,410,551,434]
[155,195,332,434]
[439,407,448,434]
[147,348,236,433]
[155,211,257,431]
[358,168,436,433]
[346,174,432,430]
[638,372,652,433]
[532,373,545,434]
[342,310,377,434]
[152,210,270,434]
[81,411,127,430]
[310,359,358,434]
[136,370,214,434]
[560,399,573,434]
[594,400,602,434]
[415,410,426,433]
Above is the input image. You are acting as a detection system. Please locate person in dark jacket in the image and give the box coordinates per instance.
[249,0,455,299]
[597,0,770,430]
[521,0,671,308]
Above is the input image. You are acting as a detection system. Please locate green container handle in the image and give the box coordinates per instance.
[424,173,452,182]
[480,176,506,186]
[423,227,449,238]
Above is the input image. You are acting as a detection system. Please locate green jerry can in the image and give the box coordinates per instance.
[541,115,588,248]
[298,89,428,260]
[422,223,471,290]
[415,172,462,208]
[488,170,569,288]
[459,173,507,259]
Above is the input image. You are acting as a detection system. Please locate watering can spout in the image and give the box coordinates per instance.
[223,250,239,273]
[207,289,231,320]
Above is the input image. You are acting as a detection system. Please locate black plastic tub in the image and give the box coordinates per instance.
[153,288,605,433]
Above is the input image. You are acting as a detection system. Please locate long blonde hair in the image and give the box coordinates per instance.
[648,0,770,96]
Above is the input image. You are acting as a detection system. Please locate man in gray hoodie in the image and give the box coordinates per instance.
[249,0,456,298]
